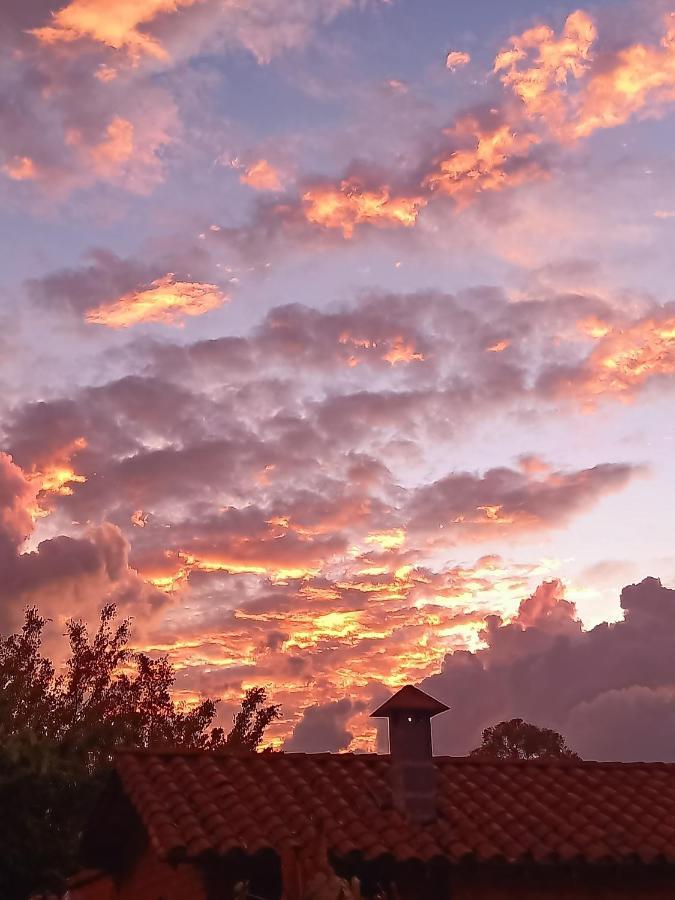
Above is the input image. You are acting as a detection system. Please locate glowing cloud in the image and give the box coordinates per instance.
[26,438,88,518]
[424,117,543,201]
[337,332,425,366]
[495,10,675,141]
[240,159,283,192]
[95,64,119,82]
[518,455,552,477]
[303,179,426,238]
[37,464,87,497]
[382,337,425,365]
[578,316,611,339]
[2,156,38,181]
[85,275,227,328]
[216,10,675,246]
[145,551,318,591]
[0,454,39,547]
[487,339,510,353]
[64,111,173,193]
[573,13,675,139]
[446,50,471,71]
[577,315,675,400]
[131,510,149,528]
[494,10,597,133]
[85,116,135,177]
[364,529,406,551]
[32,0,201,62]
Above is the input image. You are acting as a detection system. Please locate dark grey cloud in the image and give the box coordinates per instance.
[0,451,164,632]
[284,698,367,753]
[26,245,217,320]
[422,577,675,762]
[27,250,154,317]
[406,462,643,540]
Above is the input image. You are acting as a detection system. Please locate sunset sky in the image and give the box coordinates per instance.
[2,0,675,759]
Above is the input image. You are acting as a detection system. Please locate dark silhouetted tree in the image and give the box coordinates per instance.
[0,605,280,900]
[470,718,580,760]
[224,686,282,751]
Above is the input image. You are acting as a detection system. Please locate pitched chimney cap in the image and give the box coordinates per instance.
[370,685,450,718]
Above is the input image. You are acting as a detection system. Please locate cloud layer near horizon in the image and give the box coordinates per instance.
[1,279,667,749]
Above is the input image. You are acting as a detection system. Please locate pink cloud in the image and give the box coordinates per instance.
[446,50,471,71]
[240,159,283,192]
[86,275,228,328]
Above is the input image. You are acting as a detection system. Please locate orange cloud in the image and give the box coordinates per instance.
[487,339,510,353]
[26,438,88,519]
[86,116,134,176]
[577,315,675,400]
[445,505,520,529]
[227,11,675,246]
[131,510,149,528]
[382,337,425,365]
[241,10,675,244]
[495,10,675,141]
[65,115,172,193]
[95,64,119,82]
[446,50,471,71]
[302,178,426,238]
[573,13,675,139]
[2,156,38,181]
[578,316,611,339]
[424,117,543,201]
[517,455,552,477]
[145,550,318,592]
[85,274,227,327]
[240,159,283,192]
[475,504,515,525]
[337,332,425,366]
[32,0,201,62]
[363,528,406,552]
[290,105,544,241]
[494,10,596,133]
[0,454,39,547]
[140,553,553,750]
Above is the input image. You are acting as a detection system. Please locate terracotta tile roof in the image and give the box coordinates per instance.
[112,751,675,867]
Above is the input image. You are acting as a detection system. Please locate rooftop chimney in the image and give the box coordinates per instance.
[371,685,449,824]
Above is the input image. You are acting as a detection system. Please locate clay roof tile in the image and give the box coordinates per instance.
[108,751,675,868]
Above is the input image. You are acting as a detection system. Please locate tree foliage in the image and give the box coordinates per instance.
[470,718,580,761]
[0,605,281,899]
